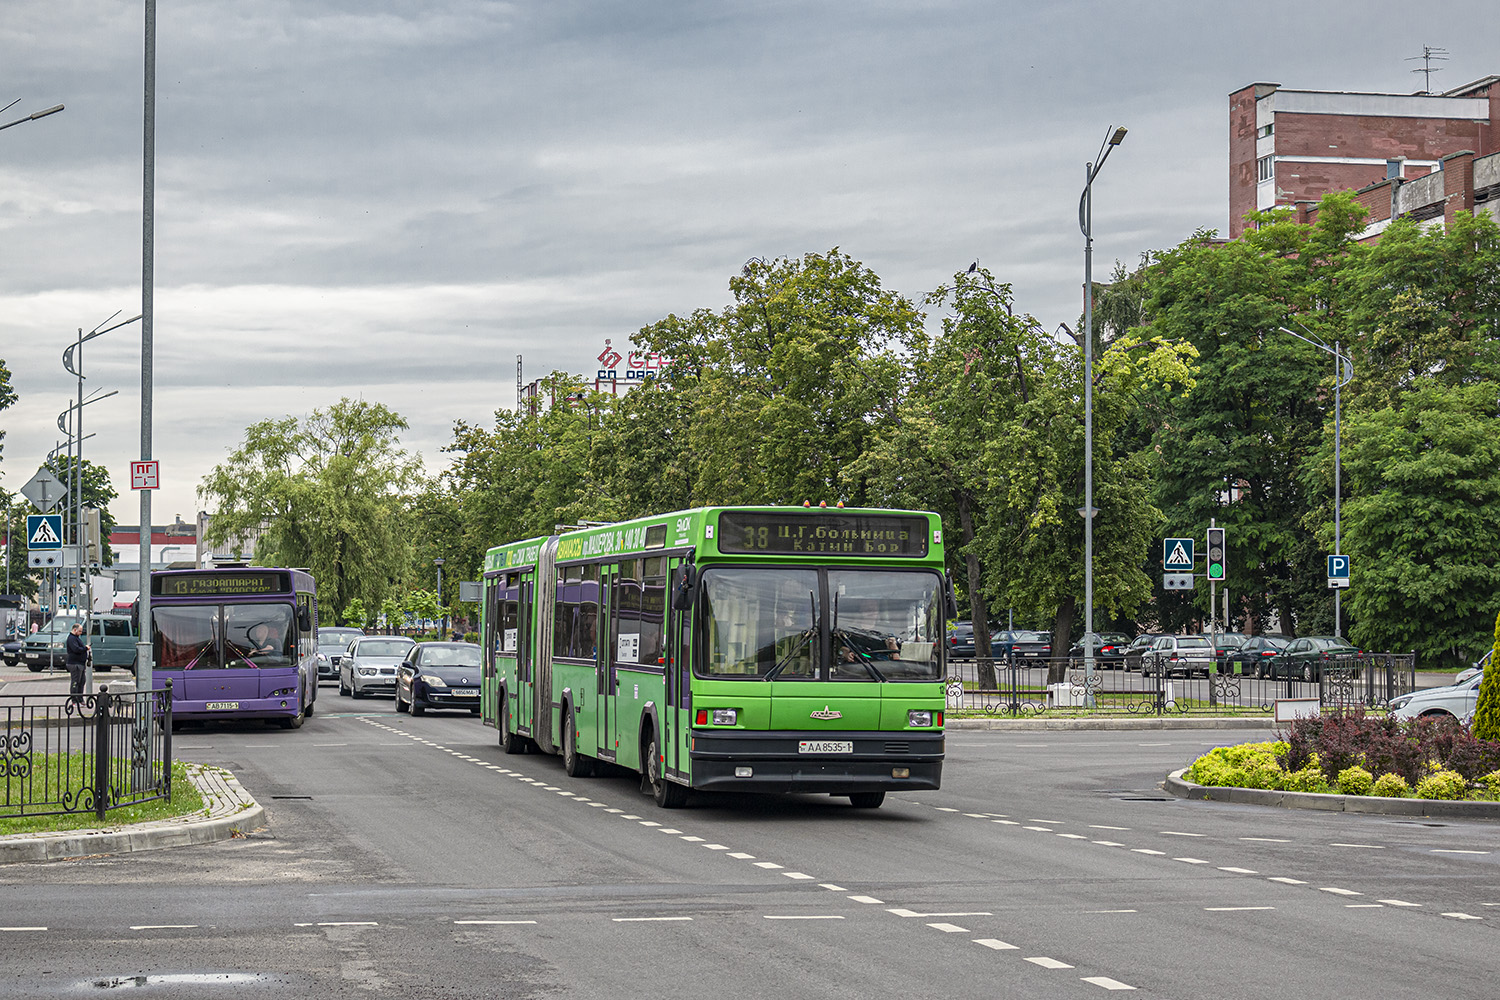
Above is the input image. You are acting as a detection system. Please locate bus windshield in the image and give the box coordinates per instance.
[699,567,942,681]
[154,604,295,670]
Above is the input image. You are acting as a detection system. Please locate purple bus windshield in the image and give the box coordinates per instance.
[155,604,295,670]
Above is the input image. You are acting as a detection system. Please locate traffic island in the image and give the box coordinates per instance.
[0,763,264,864]
[1164,767,1500,820]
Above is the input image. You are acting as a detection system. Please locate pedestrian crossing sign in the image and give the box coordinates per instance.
[27,514,63,550]
[1162,537,1194,572]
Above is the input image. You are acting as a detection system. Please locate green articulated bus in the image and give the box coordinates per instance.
[480,506,953,809]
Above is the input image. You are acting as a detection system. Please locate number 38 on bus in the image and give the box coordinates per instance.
[481,506,954,809]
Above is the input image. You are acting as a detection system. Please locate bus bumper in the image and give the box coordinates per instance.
[688,729,943,794]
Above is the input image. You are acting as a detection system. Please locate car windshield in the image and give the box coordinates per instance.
[419,645,480,667]
[319,632,357,648]
[699,567,942,682]
[153,603,295,669]
[1178,637,1212,648]
[358,639,414,657]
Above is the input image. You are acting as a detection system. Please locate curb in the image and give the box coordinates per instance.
[0,763,265,864]
[1163,767,1500,820]
[948,717,1276,732]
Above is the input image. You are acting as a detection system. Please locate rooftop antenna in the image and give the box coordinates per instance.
[1406,45,1448,94]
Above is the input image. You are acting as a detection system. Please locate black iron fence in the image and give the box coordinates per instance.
[945,653,1417,717]
[1,682,174,820]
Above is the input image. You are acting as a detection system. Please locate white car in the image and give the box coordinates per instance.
[1389,673,1484,724]
[1141,634,1215,678]
[1455,649,1491,686]
[339,635,415,698]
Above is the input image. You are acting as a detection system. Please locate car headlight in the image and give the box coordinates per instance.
[316,653,328,664]
[419,674,448,688]
[1388,694,1411,711]
[358,666,377,676]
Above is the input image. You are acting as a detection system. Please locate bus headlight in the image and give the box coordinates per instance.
[712,708,738,725]
[908,710,933,727]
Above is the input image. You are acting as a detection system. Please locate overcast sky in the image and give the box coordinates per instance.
[2,1,1492,528]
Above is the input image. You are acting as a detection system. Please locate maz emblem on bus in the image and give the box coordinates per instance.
[810,706,843,720]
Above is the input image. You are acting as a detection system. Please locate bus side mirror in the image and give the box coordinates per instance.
[671,564,697,611]
[944,573,959,620]
[298,606,313,631]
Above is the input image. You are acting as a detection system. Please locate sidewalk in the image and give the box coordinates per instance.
[0,762,265,864]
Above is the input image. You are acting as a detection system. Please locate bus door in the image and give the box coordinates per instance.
[663,557,691,777]
[517,574,534,735]
[597,564,615,760]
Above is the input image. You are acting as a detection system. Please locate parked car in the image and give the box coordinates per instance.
[1265,635,1362,681]
[1223,635,1288,676]
[1006,631,1052,663]
[1141,635,1215,678]
[2,637,21,667]
[316,626,365,684]
[21,614,85,671]
[1390,673,1483,724]
[1122,633,1163,672]
[85,614,138,673]
[1068,632,1133,669]
[946,621,1003,657]
[1210,632,1249,665]
[339,635,415,698]
[395,642,482,716]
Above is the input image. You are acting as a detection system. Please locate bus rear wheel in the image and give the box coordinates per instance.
[500,699,525,755]
[849,791,885,809]
[563,711,594,778]
[644,731,687,808]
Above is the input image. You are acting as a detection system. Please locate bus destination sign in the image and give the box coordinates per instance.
[717,512,928,557]
[154,571,291,597]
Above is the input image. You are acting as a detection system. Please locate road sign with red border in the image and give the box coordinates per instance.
[130,460,160,490]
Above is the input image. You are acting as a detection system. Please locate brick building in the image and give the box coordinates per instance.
[1229,76,1500,239]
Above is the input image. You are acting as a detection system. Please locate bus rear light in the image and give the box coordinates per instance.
[892,767,910,778]
[696,709,708,725]
[735,767,753,777]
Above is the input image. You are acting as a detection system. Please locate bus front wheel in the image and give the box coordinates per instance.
[563,711,594,778]
[644,731,687,808]
[849,791,885,809]
[500,699,525,755]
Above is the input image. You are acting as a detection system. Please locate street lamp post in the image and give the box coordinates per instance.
[1078,125,1127,703]
[0,101,64,134]
[1279,325,1355,636]
[434,558,446,636]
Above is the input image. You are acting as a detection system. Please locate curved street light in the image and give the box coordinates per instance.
[1078,125,1127,701]
[0,101,64,134]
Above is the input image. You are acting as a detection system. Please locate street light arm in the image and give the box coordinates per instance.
[1277,326,1354,373]
[0,103,64,132]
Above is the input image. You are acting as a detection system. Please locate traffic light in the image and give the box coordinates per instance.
[1206,527,1226,581]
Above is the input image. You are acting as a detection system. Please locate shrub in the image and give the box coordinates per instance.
[1284,761,1330,793]
[1371,773,1410,798]
[1336,765,1374,796]
[1479,770,1500,801]
[1415,769,1469,800]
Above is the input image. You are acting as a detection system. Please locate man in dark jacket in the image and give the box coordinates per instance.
[65,622,90,702]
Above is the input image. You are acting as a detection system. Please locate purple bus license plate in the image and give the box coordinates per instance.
[206,701,240,711]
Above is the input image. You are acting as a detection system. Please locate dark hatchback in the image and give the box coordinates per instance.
[1265,635,1363,681]
[1223,635,1287,676]
[394,642,482,716]
[1068,632,1133,669]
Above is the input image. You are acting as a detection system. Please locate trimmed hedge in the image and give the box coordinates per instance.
[1185,710,1500,801]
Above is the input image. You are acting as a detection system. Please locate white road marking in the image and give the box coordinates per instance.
[753,862,784,869]
[1086,910,1137,914]
[1082,976,1138,990]
[1205,907,1274,912]
[1346,904,1383,908]
[1174,858,1209,864]
[973,938,1018,950]
[1268,877,1307,885]
[130,925,197,930]
[1378,899,1421,907]
[621,814,641,820]
[614,917,692,922]
[1330,843,1383,849]
[680,836,705,842]
[1240,837,1291,843]
[1023,826,1055,832]
[655,828,681,834]
[887,909,992,918]
[1131,849,1166,856]
[315,921,379,927]
[588,803,608,808]
[1025,957,1074,969]
[1090,825,1129,831]
[1014,744,1050,748]
[936,807,960,812]
[0,928,47,932]
[819,884,848,891]
[782,872,815,880]
[1432,849,1491,855]
[703,844,730,850]
[765,915,843,920]
[848,896,884,904]
[1058,833,1090,840]
[927,923,970,933]
[455,920,537,925]
[1161,831,1204,837]
[1218,867,1258,874]
[964,813,989,818]
[993,820,1020,825]
[1093,841,1125,847]
[638,821,662,827]
[1137,743,1172,747]
[313,743,348,747]
[604,809,624,814]
[1026,818,1062,824]
[1319,887,1362,896]
[1443,912,1483,920]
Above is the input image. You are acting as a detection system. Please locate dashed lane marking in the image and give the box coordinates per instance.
[1025,957,1074,970]
[1319,887,1363,897]
[1082,976,1138,990]
[848,896,884,905]
[1092,841,1125,847]
[782,872,815,880]
[753,862,784,869]
[1218,867,1258,874]
[1432,849,1491,855]
[887,909,992,918]
[1174,858,1209,864]
[613,917,692,922]
[1442,912,1483,920]
[1205,907,1274,912]
[765,915,843,920]
[1090,825,1129,831]
[703,844,730,850]
[455,920,537,925]
[1058,833,1090,840]
[973,938,1018,950]
[1268,877,1307,885]
[728,852,755,859]
[0,927,47,932]
[1130,849,1166,856]
[1330,843,1384,849]
[1241,837,1291,843]
[1086,910,1137,914]
[819,884,847,892]
[1378,899,1421,907]
[1346,904,1384,908]
[130,925,198,930]
[927,922,969,933]
[1161,831,1204,837]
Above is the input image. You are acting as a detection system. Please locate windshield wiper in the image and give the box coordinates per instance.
[766,629,814,679]
[833,629,887,681]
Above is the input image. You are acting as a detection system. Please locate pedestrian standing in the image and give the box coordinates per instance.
[65,622,90,703]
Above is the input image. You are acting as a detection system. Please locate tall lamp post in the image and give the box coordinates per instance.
[434,558,445,636]
[1279,325,1355,636]
[0,101,64,134]
[1078,125,1127,701]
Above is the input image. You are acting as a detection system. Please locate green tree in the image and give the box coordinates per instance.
[379,595,407,634]
[1336,380,1500,667]
[1472,610,1500,741]
[403,588,442,633]
[199,399,422,618]
[341,597,369,629]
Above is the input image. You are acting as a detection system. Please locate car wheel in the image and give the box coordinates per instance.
[645,730,687,808]
[394,689,407,713]
[563,711,594,778]
[849,791,885,809]
[27,663,43,673]
[410,697,425,717]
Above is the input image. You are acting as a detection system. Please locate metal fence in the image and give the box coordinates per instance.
[1,682,174,820]
[944,653,1417,717]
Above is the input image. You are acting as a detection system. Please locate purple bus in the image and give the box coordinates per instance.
[149,566,318,729]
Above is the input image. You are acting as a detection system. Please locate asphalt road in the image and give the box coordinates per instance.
[2,690,1496,999]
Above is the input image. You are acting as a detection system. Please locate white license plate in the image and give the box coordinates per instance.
[453,689,478,698]
[798,740,853,754]
[206,701,240,711]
